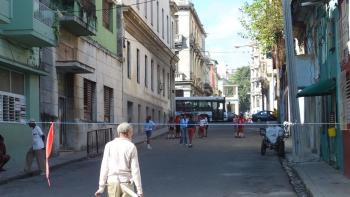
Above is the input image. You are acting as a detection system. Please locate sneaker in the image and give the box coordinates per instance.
[147,144,152,150]
[188,144,193,148]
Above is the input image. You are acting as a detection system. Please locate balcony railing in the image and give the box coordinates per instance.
[56,42,95,73]
[0,0,11,23]
[33,0,55,27]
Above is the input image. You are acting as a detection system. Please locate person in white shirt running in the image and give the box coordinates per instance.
[95,122,144,197]
[24,119,45,175]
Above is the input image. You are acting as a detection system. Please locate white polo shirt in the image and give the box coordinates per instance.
[32,126,44,150]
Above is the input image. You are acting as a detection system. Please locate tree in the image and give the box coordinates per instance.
[230,66,251,112]
[239,0,284,52]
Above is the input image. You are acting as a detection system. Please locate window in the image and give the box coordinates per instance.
[144,0,147,18]
[151,59,154,91]
[0,68,26,122]
[127,41,131,79]
[146,106,149,117]
[104,86,113,122]
[152,109,155,120]
[157,65,160,94]
[145,55,148,87]
[157,1,159,32]
[171,21,174,47]
[0,68,24,95]
[102,0,113,31]
[167,15,169,43]
[151,0,153,25]
[162,69,165,96]
[167,73,170,99]
[158,110,161,122]
[84,79,96,121]
[137,49,140,83]
[162,8,164,38]
[137,0,140,10]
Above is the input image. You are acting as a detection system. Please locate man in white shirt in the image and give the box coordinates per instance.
[95,122,144,197]
[24,119,45,175]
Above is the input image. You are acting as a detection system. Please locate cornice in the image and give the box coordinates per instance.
[123,7,179,65]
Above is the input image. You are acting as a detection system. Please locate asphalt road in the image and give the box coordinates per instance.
[0,123,296,197]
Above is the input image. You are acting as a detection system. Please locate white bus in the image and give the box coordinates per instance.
[175,97,226,121]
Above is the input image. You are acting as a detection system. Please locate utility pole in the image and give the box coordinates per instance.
[282,0,302,161]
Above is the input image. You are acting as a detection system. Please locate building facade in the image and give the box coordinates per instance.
[120,0,179,133]
[250,46,277,114]
[0,0,58,169]
[40,0,123,151]
[174,0,208,97]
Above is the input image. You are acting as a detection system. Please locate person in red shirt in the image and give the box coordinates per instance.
[237,114,245,138]
[0,134,10,172]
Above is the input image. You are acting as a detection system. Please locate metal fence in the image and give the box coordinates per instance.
[87,127,114,157]
[33,0,55,27]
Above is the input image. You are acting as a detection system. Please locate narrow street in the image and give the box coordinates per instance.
[0,124,296,197]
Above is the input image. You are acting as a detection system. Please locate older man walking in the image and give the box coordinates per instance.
[95,123,144,197]
[25,119,45,175]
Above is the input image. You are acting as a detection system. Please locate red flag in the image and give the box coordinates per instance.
[46,122,54,187]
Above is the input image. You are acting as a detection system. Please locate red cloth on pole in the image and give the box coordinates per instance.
[46,122,54,187]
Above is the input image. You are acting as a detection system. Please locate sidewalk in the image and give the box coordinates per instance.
[287,154,350,197]
[0,127,168,185]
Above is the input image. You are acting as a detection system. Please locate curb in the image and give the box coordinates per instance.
[0,129,168,185]
[280,157,311,197]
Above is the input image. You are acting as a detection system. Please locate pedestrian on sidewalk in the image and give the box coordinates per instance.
[167,116,175,139]
[175,115,181,138]
[187,115,196,148]
[24,119,45,175]
[95,122,144,197]
[144,116,156,150]
[0,134,10,172]
[179,114,188,145]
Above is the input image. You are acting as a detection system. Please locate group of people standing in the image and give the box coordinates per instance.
[174,114,208,148]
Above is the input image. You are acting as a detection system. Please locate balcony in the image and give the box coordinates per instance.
[56,42,95,73]
[0,0,11,24]
[55,0,97,36]
[0,0,57,47]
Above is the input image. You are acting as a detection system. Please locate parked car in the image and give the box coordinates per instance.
[252,111,277,122]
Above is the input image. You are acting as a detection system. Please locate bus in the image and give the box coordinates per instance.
[175,97,226,121]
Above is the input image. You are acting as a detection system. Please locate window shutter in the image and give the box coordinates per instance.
[104,86,113,122]
[102,0,110,29]
[84,79,96,121]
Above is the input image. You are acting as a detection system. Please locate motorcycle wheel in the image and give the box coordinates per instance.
[261,141,266,155]
[278,141,285,157]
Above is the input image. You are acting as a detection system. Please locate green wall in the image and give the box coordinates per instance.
[91,0,117,54]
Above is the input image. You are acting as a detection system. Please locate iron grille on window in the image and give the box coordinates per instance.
[0,92,26,122]
[84,79,96,121]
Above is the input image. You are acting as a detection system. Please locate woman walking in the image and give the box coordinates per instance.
[237,113,245,138]
[187,115,196,148]
[144,116,156,149]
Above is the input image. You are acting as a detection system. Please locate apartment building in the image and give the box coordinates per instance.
[119,0,179,133]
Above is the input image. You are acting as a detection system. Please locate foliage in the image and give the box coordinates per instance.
[230,66,251,112]
[239,0,284,52]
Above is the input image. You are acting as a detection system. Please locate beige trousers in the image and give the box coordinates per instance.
[107,182,135,197]
[25,148,45,172]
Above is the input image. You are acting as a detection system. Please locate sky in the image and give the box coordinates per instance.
[191,0,252,77]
